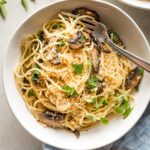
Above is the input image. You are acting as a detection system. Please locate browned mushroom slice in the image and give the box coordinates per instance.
[37,31,48,45]
[68,31,85,50]
[96,82,105,95]
[125,67,144,90]
[103,49,111,53]
[91,34,102,50]
[38,110,65,128]
[50,50,62,65]
[69,42,83,50]
[37,31,45,41]
[74,130,80,138]
[51,56,62,65]
[92,47,100,73]
[72,7,100,21]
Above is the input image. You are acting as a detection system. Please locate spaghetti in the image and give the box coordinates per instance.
[14,8,143,133]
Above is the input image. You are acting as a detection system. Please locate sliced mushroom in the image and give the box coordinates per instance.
[37,31,45,42]
[103,49,111,53]
[49,49,62,65]
[91,34,102,50]
[51,56,62,65]
[69,31,82,43]
[37,31,48,45]
[92,47,100,73]
[23,77,29,84]
[125,67,143,90]
[96,82,105,95]
[38,110,65,128]
[21,88,26,94]
[74,130,80,138]
[72,7,100,21]
[68,31,85,50]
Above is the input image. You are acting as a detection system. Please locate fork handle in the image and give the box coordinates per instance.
[108,40,150,72]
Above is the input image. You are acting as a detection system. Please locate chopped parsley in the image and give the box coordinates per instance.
[58,40,66,47]
[87,97,96,103]
[32,64,40,83]
[85,114,96,122]
[87,97,108,111]
[72,63,83,75]
[109,31,119,43]
[86,75,100,89]
[27,89,36,97]
[135,85,139,92]
[95,97,108,110]
[115,95,132,119]
[61,85,78,98]
[52,22,61,29]
[100,117,109,125]
[108,30,123,45]
[137,67,144,76]
[79,34,85,43]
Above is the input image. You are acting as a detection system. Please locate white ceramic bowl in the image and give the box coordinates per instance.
[119,0,150,10]
[3,0,150,149]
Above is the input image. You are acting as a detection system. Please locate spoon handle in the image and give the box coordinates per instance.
[108,40,150,72]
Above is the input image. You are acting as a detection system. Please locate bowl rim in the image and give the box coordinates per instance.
[119,0,150,10]
[3,0,150,149]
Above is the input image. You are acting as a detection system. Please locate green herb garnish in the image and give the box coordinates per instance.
[138,67,144,76]
[135,85,139,92]
[100,117,109,125]
[85,114,96,122]
[52,22,61,29]
[27,89,35,97]
[58,40,66,47]
[123,107,133,118]
[79,35,85,43]
[32,64,40,82]
[110,31,119,42]
[87,97,96,103]
[21,0,29,11]
[87,97,98,109]
[72,63,83,75]
[86,75,100,89]
[115,95,132,118]
[87,97,108,111]
[61,85,78,98]
[95,97,108,110]
[32,70,40,81]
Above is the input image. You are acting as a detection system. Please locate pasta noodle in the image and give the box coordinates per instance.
[15,9,141,133]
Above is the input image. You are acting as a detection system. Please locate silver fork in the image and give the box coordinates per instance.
[61,12,150,72]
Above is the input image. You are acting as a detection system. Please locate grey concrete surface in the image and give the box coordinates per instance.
[0,0,150,150]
